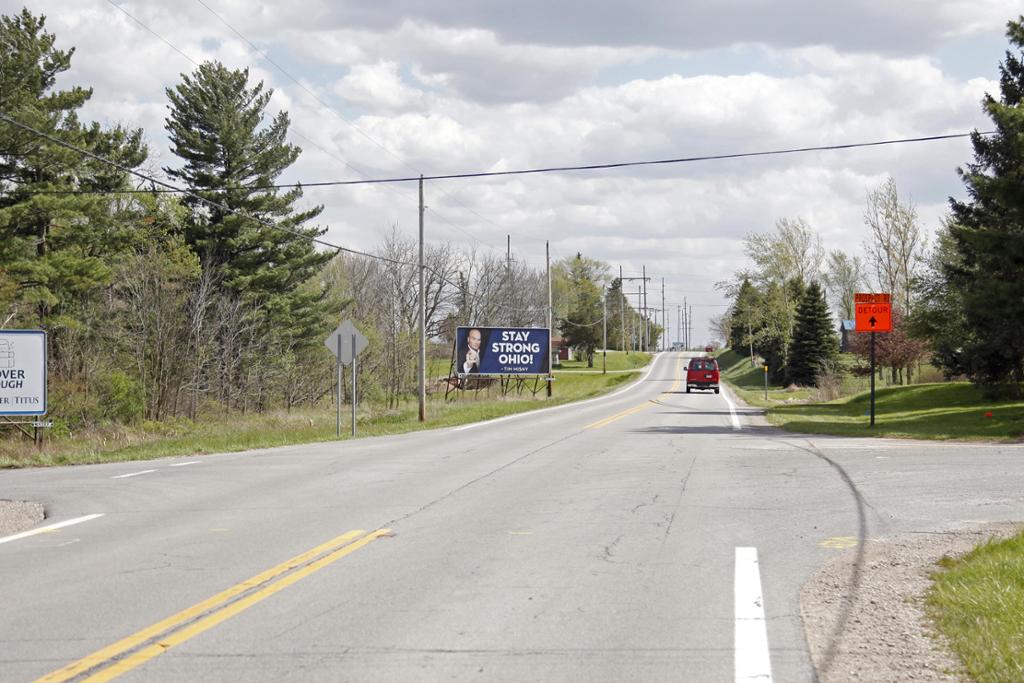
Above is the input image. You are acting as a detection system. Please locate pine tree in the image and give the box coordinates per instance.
[0,9,146,328]
[729,279,762,363]
[605,276,629,351]
[945,16,1024,389]
[788,281,837,386]
[753,278,804,383]
[557,254,604,367]
[164,61,330,298]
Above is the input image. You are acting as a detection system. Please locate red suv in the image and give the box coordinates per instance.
[686,357,720,394]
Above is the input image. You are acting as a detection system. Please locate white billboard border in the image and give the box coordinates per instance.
[0,329,48,418]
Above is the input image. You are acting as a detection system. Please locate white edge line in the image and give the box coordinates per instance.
[735,546,773,683]
[169,461,201,467]
[451,352,670,432]
[721,385,742,431]
[0,514,104,545]
[112,469,158,479]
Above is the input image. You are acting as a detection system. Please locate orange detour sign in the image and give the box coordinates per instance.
[854,293,892,332]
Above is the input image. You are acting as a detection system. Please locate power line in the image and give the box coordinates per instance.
[0,111,408,267]
[10,130,991,195]
[103,0,499,252]
[0,113,561,308]
[105,0,199,67]
[190,0,505,251]
[192,0,413,179]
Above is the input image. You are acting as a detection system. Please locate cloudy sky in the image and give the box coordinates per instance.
[8,0,1024,342]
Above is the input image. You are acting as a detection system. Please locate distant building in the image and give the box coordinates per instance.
[551,336,572,363]
[839,320,856,352]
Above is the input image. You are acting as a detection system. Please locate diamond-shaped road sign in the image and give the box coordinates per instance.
[324,319,368,366]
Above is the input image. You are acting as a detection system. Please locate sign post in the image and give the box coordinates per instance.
[763,364,768,402]
[854,293,892,427]
[336,335,342,437]
[870,331,876,426]
[324,320,368,438]
[351,334,357,437]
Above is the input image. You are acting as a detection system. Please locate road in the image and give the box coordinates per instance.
[2,352,1023,682]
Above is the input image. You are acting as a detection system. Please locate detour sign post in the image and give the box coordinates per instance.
[854,292,892,332]
[854,292,893,428]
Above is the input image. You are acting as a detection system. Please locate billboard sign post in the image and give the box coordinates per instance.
[854,293,893,427]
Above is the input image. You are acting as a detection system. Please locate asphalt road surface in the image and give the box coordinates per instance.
[3,352,1024,682]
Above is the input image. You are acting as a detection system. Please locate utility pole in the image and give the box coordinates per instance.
[689,304,694,350]
[620,271,650,353]
[602,286,607,374]
[630,284,638,350]
[506,234,512,326]
[546,241,552,397]
[418,175,426,422]
[652,309,657,352]
[683,296,688,349]
[642,265,648,352]
[667,308,671,350]
[661,278,665,352]
[619,265,625,354]
[677,304,682,350]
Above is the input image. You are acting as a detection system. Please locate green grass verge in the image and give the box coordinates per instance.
[0,363,645,468]
[766,382,1024,441]
[716,348,816,407]
[928,529,1024,682]
[717,348,1024,441]
[554,350,651,372]
[429,350,649,375]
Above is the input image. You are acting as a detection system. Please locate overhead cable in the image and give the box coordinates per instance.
[10,131,991,196]
[104,0,500,251]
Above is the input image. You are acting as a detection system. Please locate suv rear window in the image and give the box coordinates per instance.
[688,359,719,371]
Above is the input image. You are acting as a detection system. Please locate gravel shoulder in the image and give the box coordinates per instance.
[0,499,45,536]
[800,522,1023,682]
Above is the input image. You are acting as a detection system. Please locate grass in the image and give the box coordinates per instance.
[0,361,645,468]
[716,348,816,407]
[766,382,1024,441]
[927,529,1024,682]
[554,350,651,372]
[428,350,649,375]
[717,348,1024,441]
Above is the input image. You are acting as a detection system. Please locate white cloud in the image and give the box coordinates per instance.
[3,0,1013,340]
[333,61,426,111]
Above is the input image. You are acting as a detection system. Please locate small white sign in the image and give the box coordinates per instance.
[0,330,47,416]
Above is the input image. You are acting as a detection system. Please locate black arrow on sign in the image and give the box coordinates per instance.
[869,316,877,327]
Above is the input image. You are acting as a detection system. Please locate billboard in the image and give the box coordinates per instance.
[0,330,47,416]
[455,327,550,376]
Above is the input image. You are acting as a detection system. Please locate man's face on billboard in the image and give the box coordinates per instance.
[467,329,482,350]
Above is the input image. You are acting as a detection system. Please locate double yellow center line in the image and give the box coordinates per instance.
[36,528,390,683]
[584,358,685,429]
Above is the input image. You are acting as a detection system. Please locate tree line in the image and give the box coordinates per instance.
[716,15,1024,395]
[0,9,656,429]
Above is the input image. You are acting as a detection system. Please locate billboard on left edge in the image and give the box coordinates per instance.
[0,330,47,416]
[455,327,550,376]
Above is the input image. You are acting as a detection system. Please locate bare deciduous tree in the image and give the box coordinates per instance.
[744,217,824,288]
[863,177,924,315]
[822,250,866,321]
